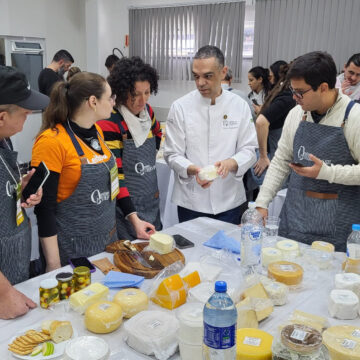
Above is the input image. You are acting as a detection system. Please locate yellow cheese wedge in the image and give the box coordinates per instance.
[236,328,273,360]
[323,325,360,360]
[236,300,258,329]
[151,274,186,309]
[237,297,273,322]
[289,310,328,333]
[243,283,268,300]
[69,282,109,314]
[182,271,201,289]
[85,301,122,334]
[113,289,148,318]
[268,261,303,286]
[311,241,335,253]
[149,232,174,254]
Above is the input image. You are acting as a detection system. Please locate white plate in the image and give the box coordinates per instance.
[9,323,77,360]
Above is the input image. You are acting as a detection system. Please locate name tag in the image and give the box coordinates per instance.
[16,183,24,226]
[110,164,119,201]
[222,119,239,129]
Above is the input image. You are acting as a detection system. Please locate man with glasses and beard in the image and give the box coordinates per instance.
[256,51,360,251]
[38,49,74,96]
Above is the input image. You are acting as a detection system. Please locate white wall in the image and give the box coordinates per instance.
[0,0,87,162]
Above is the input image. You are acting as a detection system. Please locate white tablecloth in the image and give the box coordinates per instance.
[1,217,359,359]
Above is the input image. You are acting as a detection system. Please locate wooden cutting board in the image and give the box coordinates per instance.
[109,240,185,279]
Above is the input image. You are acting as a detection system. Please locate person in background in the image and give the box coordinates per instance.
[256,51,360,251]
[164,45,257,224]
[38,49,74,96]
[335,53,360,101]
[253,61,296,177]
[221,68,255,118]
[105,54,119,73]
[248,66,272,115]
[32,72,117,271]
[269,60,287,86]
[0,66,48,319]
[66,66,81,81]
[98,57,160,240]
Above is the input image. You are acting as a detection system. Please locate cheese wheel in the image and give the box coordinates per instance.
[311,240,335,253]
[276,240,299,258]
[268,261,303,286]
[261,248,282,267]
[328,289,359,320]
[236,328,273,360]
[85,301,122,334]
[113,289,148,318]
[149,232,174,254]
[335,273,360,298]
[323,325,360,360]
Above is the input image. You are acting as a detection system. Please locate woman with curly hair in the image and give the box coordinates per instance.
[98,57,162,240]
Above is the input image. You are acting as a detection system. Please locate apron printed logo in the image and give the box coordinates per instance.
[90,154,108,164]
[297,146,331,165]
[135,162,156,176]
[91,189,110,204]
[6,180,16,197]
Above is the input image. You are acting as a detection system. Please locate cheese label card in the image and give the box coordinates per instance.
[243,336,261,347]
[291,329,308,341]
[342,339,356,350]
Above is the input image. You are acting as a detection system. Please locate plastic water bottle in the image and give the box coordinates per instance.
[203,281,237,360]
[240,202,263,271]
[347,224,360,260]
[240,202,263,226]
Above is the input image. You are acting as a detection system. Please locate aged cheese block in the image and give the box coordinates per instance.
[323,325,360,360]
[113,288,148,318]
[85,301,122,334]
[236,328,273,360]
[268,261,303,286]
[69,282,109,314]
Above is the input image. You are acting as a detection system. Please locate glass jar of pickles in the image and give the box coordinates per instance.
[73,266,91,291]
[39,279,60,309]
[56,272,75,300]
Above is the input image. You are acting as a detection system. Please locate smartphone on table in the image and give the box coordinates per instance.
[22,161,50,200]
[173,234,195,249]
[69,257,96,273]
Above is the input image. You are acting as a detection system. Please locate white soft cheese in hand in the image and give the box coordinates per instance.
[198,165,219,181]
[149,232,174,254]
[328,289,359,320]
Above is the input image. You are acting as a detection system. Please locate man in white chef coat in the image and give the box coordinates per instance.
[164,45,258,224]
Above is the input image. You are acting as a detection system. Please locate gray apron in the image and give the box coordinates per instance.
[116,114,162,240]
[55,124,117,266]
[279,101,360,251]
[0,147,31,284]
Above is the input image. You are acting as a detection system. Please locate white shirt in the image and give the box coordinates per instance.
[336,73,360,101]
[256,92,360,209]
[164,89,258,214]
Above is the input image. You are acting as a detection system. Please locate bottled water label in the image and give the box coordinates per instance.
[346,243,360,258]
[203,323,236,349]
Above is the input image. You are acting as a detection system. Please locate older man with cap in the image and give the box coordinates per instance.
[0,65,49,319]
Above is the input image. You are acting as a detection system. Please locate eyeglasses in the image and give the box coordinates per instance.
[289,86,312,99]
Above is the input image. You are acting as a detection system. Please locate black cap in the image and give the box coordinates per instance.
[0,66,49,110]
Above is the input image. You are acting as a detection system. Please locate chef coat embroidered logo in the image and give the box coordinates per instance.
[90,154,108,164]
[91,189,110,204]
[135,162,156,176]
[6,180,16,197]
[297,146,332,165]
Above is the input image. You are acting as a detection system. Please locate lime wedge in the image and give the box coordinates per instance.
[31,345,42,356]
